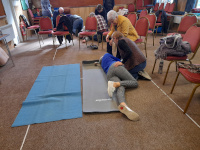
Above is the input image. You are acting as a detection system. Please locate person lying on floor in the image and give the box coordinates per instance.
[111,31,151,80]
[95,53,139,121]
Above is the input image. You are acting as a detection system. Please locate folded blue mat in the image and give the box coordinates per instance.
[12,64,82,127]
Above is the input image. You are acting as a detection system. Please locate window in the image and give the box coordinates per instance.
[196,0,200,8]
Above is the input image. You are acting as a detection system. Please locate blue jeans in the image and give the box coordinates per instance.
[72,19,83,34]
[129,61,146,80]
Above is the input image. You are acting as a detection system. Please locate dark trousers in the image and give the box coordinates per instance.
[107,38,121,59]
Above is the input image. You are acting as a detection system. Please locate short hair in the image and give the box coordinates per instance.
[89,12,95,17]
[58,7,64,14]
[107,10,118,22]
[97,4,103,11]
[112,31,124,39]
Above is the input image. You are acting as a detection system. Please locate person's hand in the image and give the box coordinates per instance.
[109,39,113,46]
[114,61,123,67]
[106,35,110,42]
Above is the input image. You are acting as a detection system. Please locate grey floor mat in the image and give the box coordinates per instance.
[82,60,119,113]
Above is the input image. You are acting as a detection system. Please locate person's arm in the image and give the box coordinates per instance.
[118,39,132,64]
[106,24,115,41]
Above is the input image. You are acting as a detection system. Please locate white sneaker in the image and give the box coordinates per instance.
[107,81,116,97]
[118,104,139,121]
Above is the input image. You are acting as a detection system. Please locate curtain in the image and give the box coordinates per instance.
[185,0,197,12]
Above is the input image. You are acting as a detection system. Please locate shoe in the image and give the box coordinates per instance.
[138,70,151,80]
[118,104,139,121]
[107,81,116,97]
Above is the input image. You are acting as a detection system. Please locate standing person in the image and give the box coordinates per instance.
[53,7,65,28]
[95,4,107,23]
[103,0,115,14]
[41,0,53,19]
[106,10,139,58]
[112,31,151,80]
[96,53,139,121]
[68,15,83,37]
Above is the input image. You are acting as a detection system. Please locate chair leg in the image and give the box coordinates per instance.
[152,59,157,74]
[79,35,80,49]
[163,61,174,85]
[145,38,147,58]
[38,35,42,48]
[170,72,180,94]
[184,84,200,114]
[155,26,158,38]
[102,35,103,49]
[153,32,154,46]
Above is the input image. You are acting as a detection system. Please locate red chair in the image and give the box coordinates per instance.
[118,6,124,11]
[144,0,152,6]
[27,8,41,25]
[139,9,148,19]
[52,15,74,46]
[127,3,135,13]
[146,13,156,46]
[158,3,164,10]
[167,14,197,38]
[79,16,98,49]
[135,17,149,57]
[164,3,170,12]
[167,3,175,14]
[19,15,40,41]
[136,0,145,10]
[170,64,200,113]
[127,12,137,27]
[155,11,163,38]
[153,3,159,12]
[38,17,54,48]
[152,23,200,85]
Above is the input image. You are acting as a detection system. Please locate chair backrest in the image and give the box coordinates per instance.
[136,0,144,10]
[128,3,135,12]
[28,8,34,18]
[144,0,152,6]
[145,13,156,30]
[39,17,53,31]
[178,14,197,33]
[158,3,164,10]
[164,3,170,12]
[56,14,68,30]
[183,24,200,54]
[153,3,159,12]
[156,11,162,23]
[85,16,97,31]
[127,12,137,27]
[139,9,148,19]
[135,17,149,37]
[167,3,175,13]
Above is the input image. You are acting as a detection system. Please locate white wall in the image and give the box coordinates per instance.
[2,0,22,44]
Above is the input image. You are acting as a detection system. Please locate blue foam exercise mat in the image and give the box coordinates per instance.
[12,64,82,127]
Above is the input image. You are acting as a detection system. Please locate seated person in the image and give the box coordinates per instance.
[95,53,139,121]
[95,4,107,23]
[68,14,83,37]
[53,7,65,28]
[112,31,151,80]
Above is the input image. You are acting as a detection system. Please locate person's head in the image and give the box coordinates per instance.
[112,31,124,44]
[89,12,95,17]
[58,7,64,14]
[107,10,118,25]
[97,4,103,13]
